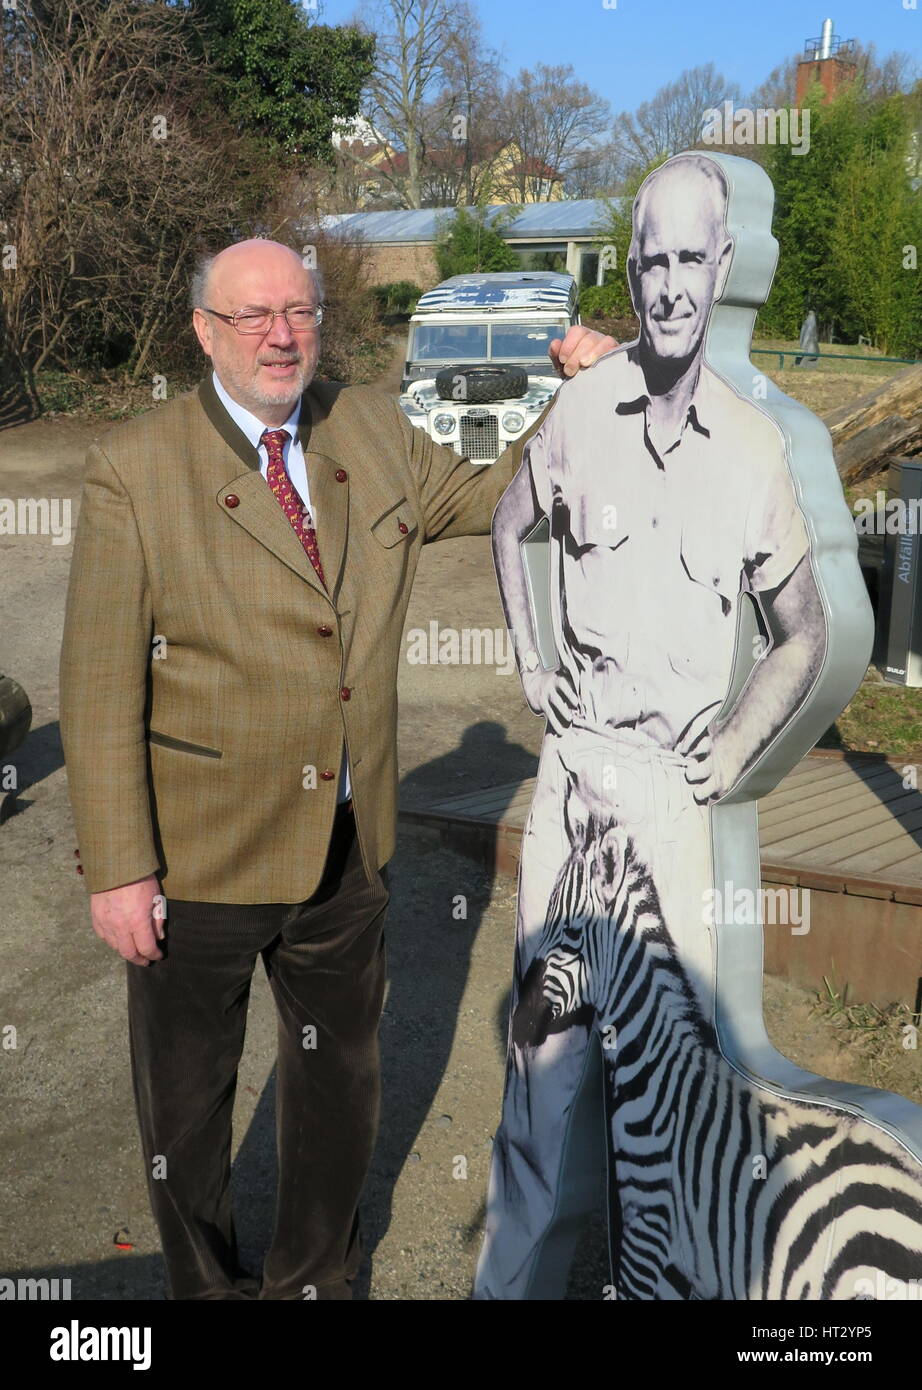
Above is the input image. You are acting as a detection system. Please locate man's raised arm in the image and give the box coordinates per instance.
[403,325,616,542]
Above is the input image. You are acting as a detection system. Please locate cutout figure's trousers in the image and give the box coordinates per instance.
[474,726,712,1300]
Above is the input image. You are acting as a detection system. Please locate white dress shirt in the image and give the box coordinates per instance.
[212,371,351,803]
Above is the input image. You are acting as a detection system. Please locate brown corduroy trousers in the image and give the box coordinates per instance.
[125,805,389,1300]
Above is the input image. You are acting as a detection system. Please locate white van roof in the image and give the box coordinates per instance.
[415,272,577,314]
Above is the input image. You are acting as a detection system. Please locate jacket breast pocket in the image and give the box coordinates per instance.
[371,498,418,548]
[149,729,223,759]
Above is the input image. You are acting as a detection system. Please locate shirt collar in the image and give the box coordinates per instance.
[614,347,712,441]
[211,371,301,450]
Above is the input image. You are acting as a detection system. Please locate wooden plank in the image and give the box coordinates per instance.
[759,776,908,830]
[759,764,892,815]
[759,774,888,819]
[409,756,922,896]
[797,805,922,869]
[866,843,922,875]
[759,781,921,834]
[762,800,906,859]
[427,783,528,814]
[762,795,917,845]
[761,761,860,796]
[834,830,922,875]
[427,783,526,811]
[762,759,833,787]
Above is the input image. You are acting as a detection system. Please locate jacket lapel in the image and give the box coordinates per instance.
[197,375,348,602]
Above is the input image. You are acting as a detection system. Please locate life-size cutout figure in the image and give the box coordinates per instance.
[475,151,922,1301]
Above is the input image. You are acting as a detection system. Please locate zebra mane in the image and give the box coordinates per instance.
[560,813,720,1051]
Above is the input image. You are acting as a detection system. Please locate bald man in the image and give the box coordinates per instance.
[58,239,615,1301]
[475,155,824,1297]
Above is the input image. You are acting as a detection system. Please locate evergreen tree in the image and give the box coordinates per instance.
[434,203,519,278]
[193,0,375,165]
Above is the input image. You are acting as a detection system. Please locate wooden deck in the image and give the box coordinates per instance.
[401,750,922,905]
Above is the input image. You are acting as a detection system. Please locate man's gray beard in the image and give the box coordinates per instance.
[216,356,314,411]
[247,360,313,408]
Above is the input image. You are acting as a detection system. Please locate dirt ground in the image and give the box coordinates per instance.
[0,347,918,1302]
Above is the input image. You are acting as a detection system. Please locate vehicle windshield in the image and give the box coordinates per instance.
[411,323,489,361]
[409,320,569,364]
[490,322,568,359]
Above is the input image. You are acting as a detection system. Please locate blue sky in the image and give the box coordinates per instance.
[312,0,919,115]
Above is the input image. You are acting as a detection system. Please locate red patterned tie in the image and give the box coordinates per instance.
[260,428,326,588]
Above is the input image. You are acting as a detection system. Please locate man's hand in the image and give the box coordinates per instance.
[549,325,619,378]
[522,667,581,736]
[90,874,165,966]
[680,728,739,805]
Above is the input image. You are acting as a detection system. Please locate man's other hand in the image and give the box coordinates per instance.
[680,730,738,805]
[90,874,164,965]
[522,667,580,736]
[549,325,619,378]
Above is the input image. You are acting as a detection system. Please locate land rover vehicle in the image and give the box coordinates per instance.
[398,271,579,465]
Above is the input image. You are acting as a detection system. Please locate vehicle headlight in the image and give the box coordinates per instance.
[502,411,525,434]
[433,413,455,435]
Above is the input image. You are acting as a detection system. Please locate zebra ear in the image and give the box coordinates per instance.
[562,779,590,847]
[595,822,627,906]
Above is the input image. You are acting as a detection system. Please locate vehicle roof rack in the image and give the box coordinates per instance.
[415,272,576,314]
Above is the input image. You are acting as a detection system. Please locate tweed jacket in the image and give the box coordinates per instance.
[58,373,548,902]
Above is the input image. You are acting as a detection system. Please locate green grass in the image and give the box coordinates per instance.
[819,673,922,763]
[811,976,922,1103]
[752,335,914,376]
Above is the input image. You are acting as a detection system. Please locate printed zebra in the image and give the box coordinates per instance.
[512,813,922,1300]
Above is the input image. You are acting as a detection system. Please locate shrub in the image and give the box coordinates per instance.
[579,282,631,320]
[434,204,519,279]
[371,281,423,315]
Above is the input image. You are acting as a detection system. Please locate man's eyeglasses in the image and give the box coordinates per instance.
[202,305,324,335]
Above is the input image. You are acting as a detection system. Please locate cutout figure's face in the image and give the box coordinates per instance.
[631,172,731,365]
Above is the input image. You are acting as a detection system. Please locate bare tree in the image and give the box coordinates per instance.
[417,8,506,207]
[354,0,463,208]
[0,0,277,421]
[749,56,801,112]
[564,143,626,199]
[501,64,611,202]
[609,63,739,185]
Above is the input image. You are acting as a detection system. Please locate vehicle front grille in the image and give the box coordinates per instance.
[459,411,499,461]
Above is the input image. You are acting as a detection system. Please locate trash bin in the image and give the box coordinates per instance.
[877,459,922,687]
[0,674,31,760]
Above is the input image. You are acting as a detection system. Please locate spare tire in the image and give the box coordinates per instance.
[435,365,528,404]
[0,674,31,760]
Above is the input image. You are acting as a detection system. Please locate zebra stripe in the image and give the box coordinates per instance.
[513,813,922,1300]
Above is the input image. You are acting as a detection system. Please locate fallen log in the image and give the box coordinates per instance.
[825,364,922,486]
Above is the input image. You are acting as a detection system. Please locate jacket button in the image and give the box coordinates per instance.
[335,469,347,482]
[224,494,240,508]
[320,769,336,781]
[317,624,333,637]
[340,686,351,701]
[398,521,408,534]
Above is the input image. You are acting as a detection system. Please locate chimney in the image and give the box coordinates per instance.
[795,17,858,105]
